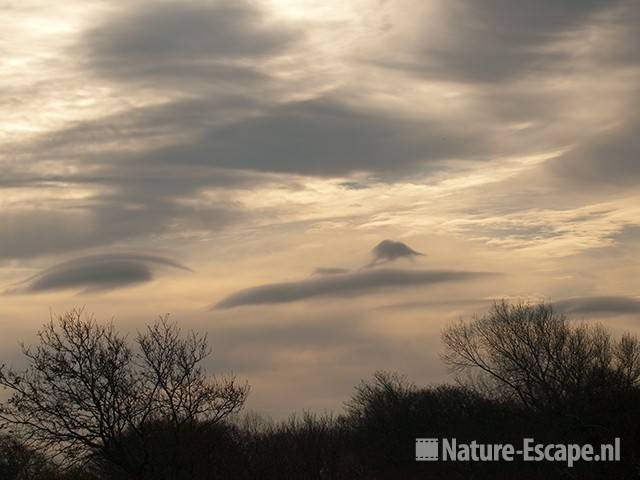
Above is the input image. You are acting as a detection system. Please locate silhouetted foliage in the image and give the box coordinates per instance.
[1,302,639,479]
[0,433,56,480]
[442,301,640,412]
[0,309,248,478]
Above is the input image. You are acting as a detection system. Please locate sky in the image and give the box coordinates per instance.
[1,0,640,418]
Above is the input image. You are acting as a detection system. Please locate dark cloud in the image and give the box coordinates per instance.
[368,240,424,266]
[24,96,260,160]
[0,87,494,262]
[554,296,640,316]
[139,97,489,176]
[5,96,276,195]
[82,0,297,90]
[339,181,371,190]
[0,85,492,261]
[608,225,640,251]
[7,253,190,294]
[24,93,492,177]
[0,200,243,261]
[586,1,640,68]
[387,0,617,84]
[214,268,498,309]
[5,0,636,267]
[547,110,640,187]
[368,0,638,183]
[0,99,264,261]
[0,209,99,260]
[0,100,273,261]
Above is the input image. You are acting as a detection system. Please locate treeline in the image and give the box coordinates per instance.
[1,302,639,479]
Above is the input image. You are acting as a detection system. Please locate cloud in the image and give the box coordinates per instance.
[312,267,351,276]
[339,181,371,190]
[365,0,640,195]
[0,200,244,261]
[214,268,498,309]
[368,239,424,266]
[554,296,640,316]
[7,253,190,294]
[82,0,298,90]
[0,98,273,262]
[384,0,616,84]
[0,84,492,262]
[547,110,640,187]
[37,94,492,177]
[136,97,491,176]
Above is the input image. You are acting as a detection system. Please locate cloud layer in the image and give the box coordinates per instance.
[554,296,640,316]
[390,0,614,83]
[8,253,189,294]
[4,0,639,264]
[132,97,490,176]
[215,268,497,309]
[83,0,297,90]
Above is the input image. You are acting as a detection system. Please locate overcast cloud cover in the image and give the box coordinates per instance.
[1,0,639,416]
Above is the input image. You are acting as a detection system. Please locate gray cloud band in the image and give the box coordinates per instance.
[215,268,499,309]
[554,296,640,316]
[6,253,190,294]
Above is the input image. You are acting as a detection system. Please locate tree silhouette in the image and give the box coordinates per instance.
[441,300,640,413]
[1,303,639,479]
[0,309,248,477]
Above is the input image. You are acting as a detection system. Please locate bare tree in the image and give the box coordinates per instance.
[0,309,248,476]
[345,371,416,421]
[442,301,640,412]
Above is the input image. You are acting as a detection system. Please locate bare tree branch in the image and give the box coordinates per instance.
[0,309,248,476]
